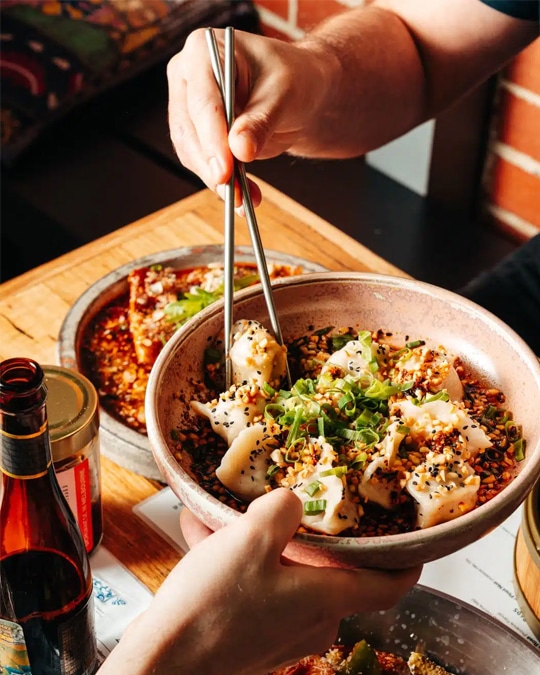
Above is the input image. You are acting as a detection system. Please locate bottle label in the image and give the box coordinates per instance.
[0,617,32,673]
[57,594,97,675]
[56,458,94,553]
[0,423,50,478]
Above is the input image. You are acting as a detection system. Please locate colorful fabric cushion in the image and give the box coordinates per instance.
[0,0,257,164]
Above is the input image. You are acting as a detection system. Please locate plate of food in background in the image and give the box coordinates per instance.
[57,245,327,479]
[270,584,540,674]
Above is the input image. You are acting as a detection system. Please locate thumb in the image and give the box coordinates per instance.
[180,508,214,549]
[228,76,287,162]
[244,488,303,558]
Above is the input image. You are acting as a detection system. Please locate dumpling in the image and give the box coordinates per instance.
[229,319,287,388]
[406,455,480,528]
[359,422,406,509]
[191,384,267,445]
[320,338,378,380]
[392,398,491,457]
[392,346,463,401]
[216,422,282,501]
[287,438,360,535]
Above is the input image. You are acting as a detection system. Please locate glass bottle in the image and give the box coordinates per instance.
[0,357,98,674]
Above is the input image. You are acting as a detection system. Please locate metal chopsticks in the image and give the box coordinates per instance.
[205,27,291,389]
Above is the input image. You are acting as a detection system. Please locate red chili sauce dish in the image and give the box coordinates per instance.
[80,262,304,434]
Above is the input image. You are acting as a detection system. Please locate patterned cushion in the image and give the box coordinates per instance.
[0,0,258,164]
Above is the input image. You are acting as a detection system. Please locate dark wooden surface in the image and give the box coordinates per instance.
[1,61,517,287]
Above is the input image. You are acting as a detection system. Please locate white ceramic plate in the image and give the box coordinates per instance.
[57,245,327,480]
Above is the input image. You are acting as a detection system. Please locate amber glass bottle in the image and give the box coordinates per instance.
[0,358,98,674]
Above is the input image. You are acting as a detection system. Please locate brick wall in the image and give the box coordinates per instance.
[483,39,540,242]
[252,0,540,242]
[254,0,364,40]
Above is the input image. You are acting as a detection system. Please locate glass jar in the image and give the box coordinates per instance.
[44,365,103,554]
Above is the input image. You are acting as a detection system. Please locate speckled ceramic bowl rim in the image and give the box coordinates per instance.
[146,272,540,557]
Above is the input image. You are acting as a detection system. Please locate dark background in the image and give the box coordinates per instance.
[1,61,517,287]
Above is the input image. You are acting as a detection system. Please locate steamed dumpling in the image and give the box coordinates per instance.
[392,398,491,456]
[216,422,282,500]
[392,345,464,401]
[406,454,480,528]
[191,384,266,445]
[292,471,359,535]
[320,337,383,380]
[230,319,287,388]
[359,422,406,509]
[288,439,360,535]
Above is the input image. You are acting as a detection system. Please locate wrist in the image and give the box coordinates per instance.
[290,37,342,157]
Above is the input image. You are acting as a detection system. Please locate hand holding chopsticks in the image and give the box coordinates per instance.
[205,27,291,389]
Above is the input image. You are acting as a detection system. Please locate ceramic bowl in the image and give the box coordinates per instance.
[340,584,540,673]
[57,245,327,480]
[146,272,540,569]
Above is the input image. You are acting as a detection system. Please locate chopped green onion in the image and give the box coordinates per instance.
[393,347,410,359]
[304,480,323,497]
[338,392,356,413]
[355,408,374,427]
[336,427,363,442]
[396,424,410,434]
[350,451,367,469]
[283,440,302,463]
[514,438,525,462]
[286,407,305,448]
[338,427,379,446]
[505,420,521,443]
[363,379,399,400]
[331,333,355,350]
[292,379,316,396]
[424,391,450,403]
[399,381,415,391]
[320,465,348,478]
[303,499,327,515]
[263,382,276,396]
[406,339,425,349]
[266,464,281,478]
[482,404,498,422]
[485,405,497,418]
[264,404,285,421]
[357,428,380,446]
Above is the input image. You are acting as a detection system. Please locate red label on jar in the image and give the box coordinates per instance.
[56,458,94,552]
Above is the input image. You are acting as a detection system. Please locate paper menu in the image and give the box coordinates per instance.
[134,486,540,650]
[420,507,539,649]
[132,487,189,553]
[91,546,153,664]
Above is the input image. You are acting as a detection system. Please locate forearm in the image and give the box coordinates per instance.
[288,0,537,158]
[97,605,218,675]
[291,5,425,158]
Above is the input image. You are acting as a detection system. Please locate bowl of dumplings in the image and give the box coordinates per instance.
[146,272,540,569]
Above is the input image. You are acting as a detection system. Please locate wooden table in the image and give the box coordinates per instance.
[0,178,406,594]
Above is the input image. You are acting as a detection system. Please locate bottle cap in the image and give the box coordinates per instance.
[43,366,99,462]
